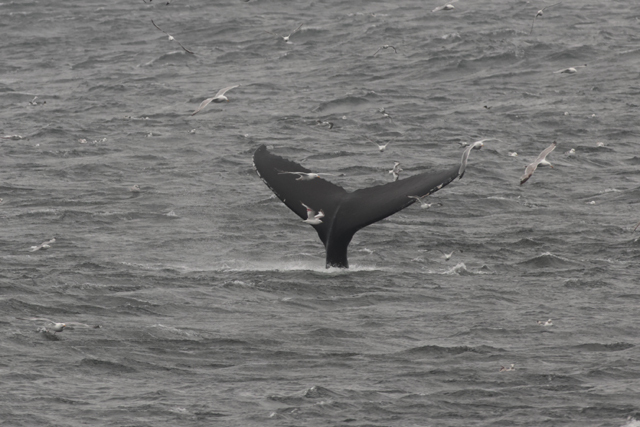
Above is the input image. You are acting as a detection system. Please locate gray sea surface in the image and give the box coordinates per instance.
[2,0,640,426]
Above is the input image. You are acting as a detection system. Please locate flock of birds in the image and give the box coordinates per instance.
[226,1,600,236]
[21,2,578,262]
[146,4,573,220]
[13,1,628,341]
[279,134,556,239]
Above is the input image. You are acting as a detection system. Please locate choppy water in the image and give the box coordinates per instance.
[2,0,640,426]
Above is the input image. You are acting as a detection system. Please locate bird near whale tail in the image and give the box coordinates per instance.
[253,145,462,268]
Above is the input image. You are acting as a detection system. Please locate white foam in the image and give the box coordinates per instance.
[442,262,467,275]
[621,417,640,427]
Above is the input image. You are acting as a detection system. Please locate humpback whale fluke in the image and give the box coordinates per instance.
[253,145,463,268]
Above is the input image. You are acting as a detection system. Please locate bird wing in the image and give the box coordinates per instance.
[542,2,562,12]
[530,14,538,34]
[264,30,282,37]
[372,47,382,57]
[520,160,540,185]
[301,202,316,219]
[215,85,240,97]
[534,141,557,164]
[151,19,194,54]
[175,40,195,54]
[524,161,537,176]
[191,98,214,116]
[289,23,303,36]
[458,144,473,179]
[151,19,169,36]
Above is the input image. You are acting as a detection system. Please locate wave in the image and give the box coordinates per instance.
[314,95,373,115]
[178,260,387,273]
[440,262,485,275]
[572,342,634,352]
[518,252,582,269]
[402,344,500,356]
[564,279,612,288]
[78,358,137,374]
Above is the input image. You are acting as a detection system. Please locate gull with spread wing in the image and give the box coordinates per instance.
[191,85,240,116]
[302,203,324,225]
[151,19,194,54]
[17,317,100,334]
[520,141,557,185]
[278,171,337,181]
[265,23,303,42]
[530,2,562,34]
[432,1,458,13]
[373,45,398,56]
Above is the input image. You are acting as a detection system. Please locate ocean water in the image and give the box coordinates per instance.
[1,0,640,426]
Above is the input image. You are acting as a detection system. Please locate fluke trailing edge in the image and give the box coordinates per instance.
[253,145,466,268]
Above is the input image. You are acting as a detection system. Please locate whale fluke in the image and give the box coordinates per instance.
[253,145,462,268]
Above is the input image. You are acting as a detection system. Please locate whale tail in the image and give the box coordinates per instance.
[253,145,461,268]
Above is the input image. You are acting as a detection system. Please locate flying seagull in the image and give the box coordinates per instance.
[530,2,562,34]
[378,107,393,120]
[520,141,557,185]
[441,250,454,261]
[432,1,457,12]
[365,136,392,152]
[17,317,100,334]
[389,162,403,181]
[28,96,45,106]
[302,203,324,225]
[265,23,303,42]
[553,64,587,74]
[537,319,553,326]
[191,85,240,116]
[408,195,436,209]
[278,171,337,181]
[29,237,56,252]
[458,139,494,179]
[151,19,194,54]
[373,44,398,56]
